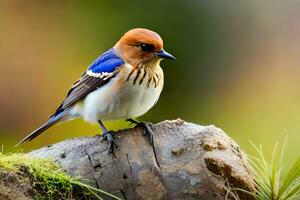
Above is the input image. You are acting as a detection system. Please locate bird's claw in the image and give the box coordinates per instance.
[140,122,154,145]
[101,131,118,154]
[126,119,154,145]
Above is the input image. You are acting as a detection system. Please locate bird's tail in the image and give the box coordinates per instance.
[16,111,65,146]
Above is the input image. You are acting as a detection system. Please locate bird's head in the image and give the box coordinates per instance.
[114,28,175,67]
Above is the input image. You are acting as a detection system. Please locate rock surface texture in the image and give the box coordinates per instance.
[29,119,255,200]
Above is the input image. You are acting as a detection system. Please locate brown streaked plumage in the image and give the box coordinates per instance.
[133,67,141,85]
[139,68,147,85]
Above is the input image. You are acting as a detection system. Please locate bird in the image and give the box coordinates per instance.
[17,28,176,153]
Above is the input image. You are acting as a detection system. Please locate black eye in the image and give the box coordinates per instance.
[140,43,154,52]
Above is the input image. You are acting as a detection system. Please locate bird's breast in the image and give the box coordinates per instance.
[116,63,164,118]
[80,63,164,122]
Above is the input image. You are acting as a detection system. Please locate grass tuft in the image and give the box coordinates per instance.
[247,137,300,200]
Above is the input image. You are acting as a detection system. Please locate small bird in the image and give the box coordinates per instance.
[17,28,175,153]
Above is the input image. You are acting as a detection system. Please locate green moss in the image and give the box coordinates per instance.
[0,153,74,199]
[0,153,121,200]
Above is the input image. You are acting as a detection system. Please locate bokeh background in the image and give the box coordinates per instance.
[1,1,300,165]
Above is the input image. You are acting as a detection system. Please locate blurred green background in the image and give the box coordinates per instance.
[1,1,300,164]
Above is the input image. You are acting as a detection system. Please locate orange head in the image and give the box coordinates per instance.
[114,28,175,66]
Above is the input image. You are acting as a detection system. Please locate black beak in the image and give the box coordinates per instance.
[155,50,176,60]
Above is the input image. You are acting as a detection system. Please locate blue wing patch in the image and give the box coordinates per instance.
[52,48,124,116]
[88,48,124,73]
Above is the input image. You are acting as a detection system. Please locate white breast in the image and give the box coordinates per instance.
[76,63,164,123]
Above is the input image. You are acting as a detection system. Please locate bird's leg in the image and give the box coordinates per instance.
[98,120,117,154]
[126,118,154,145]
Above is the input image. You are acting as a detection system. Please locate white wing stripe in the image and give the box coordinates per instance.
[86,70,114,79]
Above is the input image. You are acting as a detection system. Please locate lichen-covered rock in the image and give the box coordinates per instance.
[30,119,255,200]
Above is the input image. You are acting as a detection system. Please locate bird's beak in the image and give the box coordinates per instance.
[155,50,176,60]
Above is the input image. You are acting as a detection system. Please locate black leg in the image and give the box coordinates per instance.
[98,120,117,154]
[126,118,154,145]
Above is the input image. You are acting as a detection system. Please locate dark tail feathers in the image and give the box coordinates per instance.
[16,112,64,146]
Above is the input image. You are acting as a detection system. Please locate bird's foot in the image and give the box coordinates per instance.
[126,119,154,145]
[101,131,118,154]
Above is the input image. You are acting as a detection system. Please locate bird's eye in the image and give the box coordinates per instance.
[140,43,154,52]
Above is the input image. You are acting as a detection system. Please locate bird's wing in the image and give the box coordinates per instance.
[52,48,124,116]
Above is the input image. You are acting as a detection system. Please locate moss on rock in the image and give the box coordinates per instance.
[0,153,120,200]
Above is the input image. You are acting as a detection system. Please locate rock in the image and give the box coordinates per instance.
[29,119,255,200]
